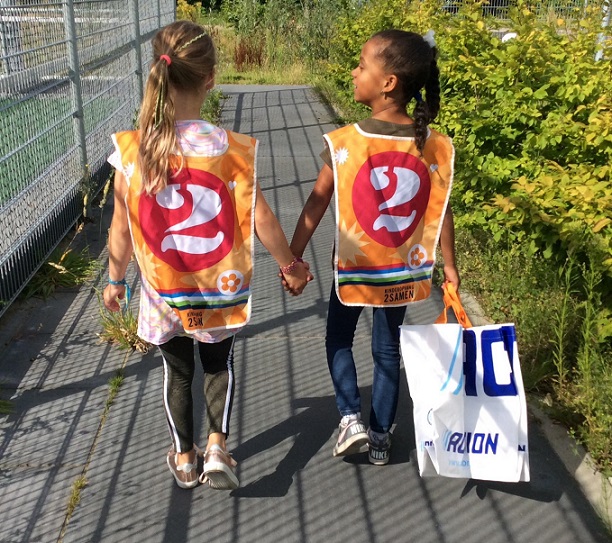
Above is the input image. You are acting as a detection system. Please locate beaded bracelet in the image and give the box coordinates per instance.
[108,278,131,306]
[279,256,303,276]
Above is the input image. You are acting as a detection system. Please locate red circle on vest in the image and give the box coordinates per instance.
[353,152,430,248]
[139,169,235,272]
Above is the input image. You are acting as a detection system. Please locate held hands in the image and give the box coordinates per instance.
[279,257,313,296]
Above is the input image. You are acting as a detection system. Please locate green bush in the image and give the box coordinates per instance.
[436,2,612,285]
[327,0,612,287]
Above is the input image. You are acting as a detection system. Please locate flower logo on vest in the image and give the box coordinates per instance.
[353,152,430,248]
[335,147,349,165]
[218,270,243,294]
[123,162,135,182]
[409,244,428,269]
[139,169,234,272]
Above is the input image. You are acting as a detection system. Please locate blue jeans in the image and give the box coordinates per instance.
[325,286,407,434]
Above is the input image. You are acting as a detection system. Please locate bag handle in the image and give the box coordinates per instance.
[435,283,473,328]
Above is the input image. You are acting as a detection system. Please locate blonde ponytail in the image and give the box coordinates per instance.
[137,21,216,195]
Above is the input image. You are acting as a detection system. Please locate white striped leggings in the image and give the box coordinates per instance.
[158,335,235,454]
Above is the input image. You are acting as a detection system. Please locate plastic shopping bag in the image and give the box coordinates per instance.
[400,284,530,482]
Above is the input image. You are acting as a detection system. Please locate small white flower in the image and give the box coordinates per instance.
[335,147,349,165]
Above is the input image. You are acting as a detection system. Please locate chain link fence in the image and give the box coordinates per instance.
[0,0,175,318]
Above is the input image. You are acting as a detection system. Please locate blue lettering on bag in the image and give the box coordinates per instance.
[445,431,499,454]
[463,326,519,397]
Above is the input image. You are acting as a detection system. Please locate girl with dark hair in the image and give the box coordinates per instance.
[289,29,460,465]
[103,21,311,490]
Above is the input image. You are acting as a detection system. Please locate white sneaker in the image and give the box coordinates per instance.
[333,416,369,456]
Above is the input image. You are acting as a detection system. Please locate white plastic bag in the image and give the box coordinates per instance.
[400,285,530,482]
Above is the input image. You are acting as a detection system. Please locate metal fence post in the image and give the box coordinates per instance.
[0,0,10,75]
[129,0,144,103]
[62,0,88,179]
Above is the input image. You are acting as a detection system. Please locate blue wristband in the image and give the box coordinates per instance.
[108,278,131,307]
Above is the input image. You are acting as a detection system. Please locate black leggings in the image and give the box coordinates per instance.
[158,335,235,454]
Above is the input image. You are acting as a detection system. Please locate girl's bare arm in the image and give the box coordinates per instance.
[103,170,134,311]
[290,164,334,257]
[439,205,460,291]
[254,185,311,295]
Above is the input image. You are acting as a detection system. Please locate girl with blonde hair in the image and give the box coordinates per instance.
[104,21,311,490]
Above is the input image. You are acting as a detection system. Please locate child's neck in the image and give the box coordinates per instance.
[370,103,412,124]
[174,102,205,121]
[172,89,206,121]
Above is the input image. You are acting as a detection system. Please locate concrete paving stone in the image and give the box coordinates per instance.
[221,86,321,130]
[0,386,108,470]
[0,464,83,543]
[257,127,330,160]
[0,384,110,543]
[69,331,611,543]
[2,332,126,392]
[257,156,321,190]
[64,351,168,543]
[0,290,92,344]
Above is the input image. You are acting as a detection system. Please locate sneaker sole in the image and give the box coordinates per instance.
[333,433,369,456]
[167,456,199,489]
[368,453,389,466]
[203,462,239,490]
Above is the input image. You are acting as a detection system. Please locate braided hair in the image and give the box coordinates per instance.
[371,29,440,155]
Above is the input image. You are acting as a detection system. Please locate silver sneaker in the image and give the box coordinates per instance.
[166,448,199,489]
[200,444,239,490]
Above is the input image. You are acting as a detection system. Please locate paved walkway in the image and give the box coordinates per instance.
[0,85,610,543]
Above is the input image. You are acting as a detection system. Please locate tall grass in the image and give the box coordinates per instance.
[20,245,99,300]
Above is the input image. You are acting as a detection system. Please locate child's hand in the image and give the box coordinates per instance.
[443,264,460,292]
[103,283,127,312]
[279,259,313,296]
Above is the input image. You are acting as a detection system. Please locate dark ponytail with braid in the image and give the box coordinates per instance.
[413,53,440,154]
[371,29,440,155]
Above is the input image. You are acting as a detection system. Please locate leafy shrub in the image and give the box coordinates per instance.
[436,2,612,287]
[177,0,203,22]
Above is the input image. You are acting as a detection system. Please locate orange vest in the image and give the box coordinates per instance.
[325,123,453,307]
[113,130,256,333]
